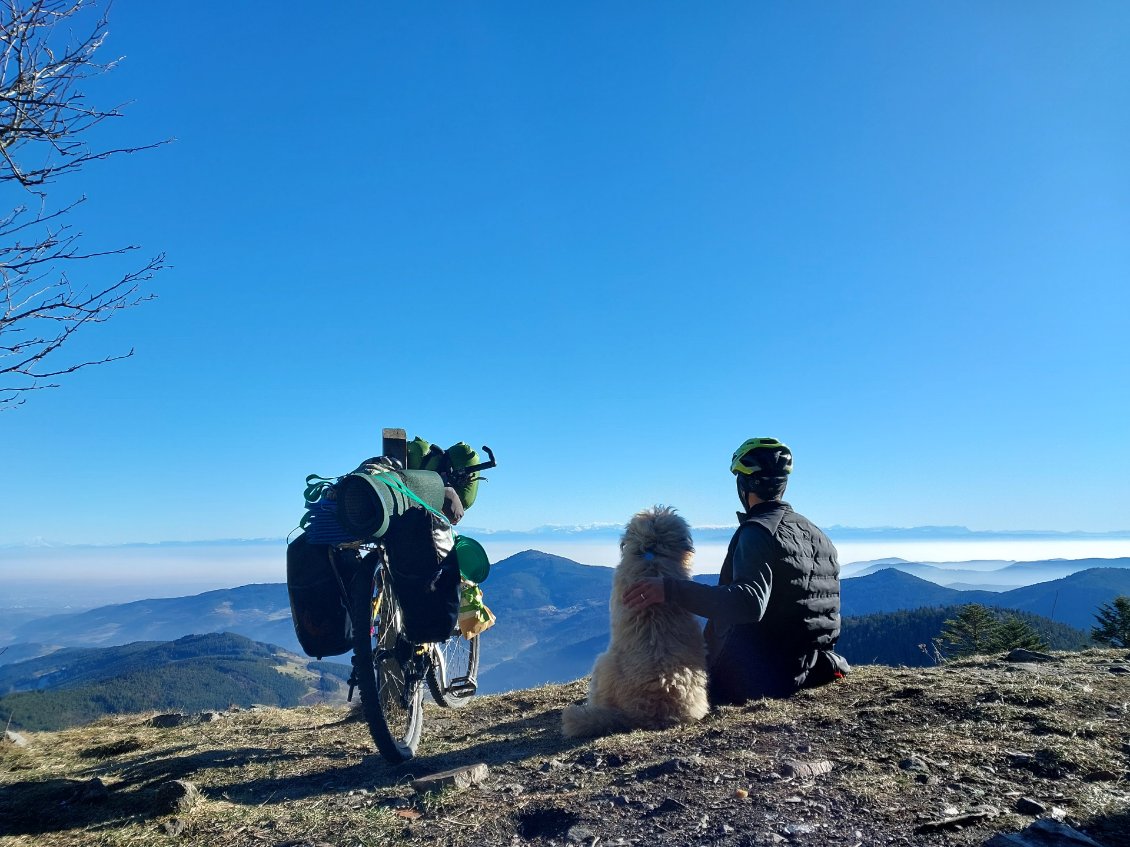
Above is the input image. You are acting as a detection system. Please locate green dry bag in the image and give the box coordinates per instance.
[445,441,480,509]
[407,437,445,472]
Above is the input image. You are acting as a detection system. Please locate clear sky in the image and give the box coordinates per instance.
[2,2,1128,546]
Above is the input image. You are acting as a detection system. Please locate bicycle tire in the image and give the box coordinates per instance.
[426,628,480,708]
[351,560,425,762]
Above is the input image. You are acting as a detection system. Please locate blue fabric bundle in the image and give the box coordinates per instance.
[303,497,357,545]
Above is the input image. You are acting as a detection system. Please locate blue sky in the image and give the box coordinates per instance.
[2,2,1128,547]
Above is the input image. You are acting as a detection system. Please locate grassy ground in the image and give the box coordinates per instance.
[2,648,1128,847]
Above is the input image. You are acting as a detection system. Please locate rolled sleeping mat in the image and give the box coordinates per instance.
[334,468,446,539]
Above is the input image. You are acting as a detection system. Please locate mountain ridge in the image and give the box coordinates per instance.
[5,555,1129,697]
[6,525,1130,549]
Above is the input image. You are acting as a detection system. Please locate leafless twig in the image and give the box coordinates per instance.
[0,0,168,408]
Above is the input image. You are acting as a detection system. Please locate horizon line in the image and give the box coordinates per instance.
[5,523,1130,549]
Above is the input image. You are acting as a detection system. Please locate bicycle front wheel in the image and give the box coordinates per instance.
[426,628,480,708]
[351,563,424,762]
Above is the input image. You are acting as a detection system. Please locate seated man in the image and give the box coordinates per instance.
[623,438,849,703]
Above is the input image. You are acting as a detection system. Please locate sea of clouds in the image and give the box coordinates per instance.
[4,528,1130,610]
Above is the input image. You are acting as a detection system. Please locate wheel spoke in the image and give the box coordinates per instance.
[352,561,424,762]
[426,627,481,708]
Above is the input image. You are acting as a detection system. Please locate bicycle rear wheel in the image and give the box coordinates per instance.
[351,561,424,762]
[426,629,480,708]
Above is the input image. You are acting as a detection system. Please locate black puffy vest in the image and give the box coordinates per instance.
[716,501,841,685]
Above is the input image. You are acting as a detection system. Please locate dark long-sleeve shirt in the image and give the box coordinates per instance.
[663,524,775,629]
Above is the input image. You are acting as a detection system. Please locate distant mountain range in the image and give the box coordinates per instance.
[841,566,1130,629]
[3,552,1127,702]
[4,583,301,658]
[842,557,1130,591]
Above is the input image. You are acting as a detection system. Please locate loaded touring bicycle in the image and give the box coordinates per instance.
[287,428,496,762]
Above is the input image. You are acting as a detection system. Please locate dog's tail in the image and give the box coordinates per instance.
[561,703,631,739]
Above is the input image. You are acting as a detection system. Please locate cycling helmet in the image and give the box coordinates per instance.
[731,437,792,502]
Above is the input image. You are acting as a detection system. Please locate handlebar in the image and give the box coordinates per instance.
[460,445,496,475]
[444,445,496,487]
[422,444,497,485]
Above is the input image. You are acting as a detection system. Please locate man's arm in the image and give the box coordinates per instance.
[662,525,774,627]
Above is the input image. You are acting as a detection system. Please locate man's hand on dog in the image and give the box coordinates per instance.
[623,577,665,611]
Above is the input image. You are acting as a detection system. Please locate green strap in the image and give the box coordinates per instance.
[304,474,336,504]
[366,471,451,526]
[300,469,451,532]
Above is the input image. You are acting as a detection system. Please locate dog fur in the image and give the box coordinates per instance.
[561,506,709,738]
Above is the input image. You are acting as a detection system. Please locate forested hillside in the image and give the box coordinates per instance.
[838,606,1092,668]
[0,633,349,731]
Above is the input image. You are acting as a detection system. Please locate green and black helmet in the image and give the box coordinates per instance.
[731,437,792,502]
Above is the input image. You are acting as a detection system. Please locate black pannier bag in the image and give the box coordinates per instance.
[286,533,360,658]
[381,508,461,644]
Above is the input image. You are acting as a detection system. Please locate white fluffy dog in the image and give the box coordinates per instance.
[562,506,709,738]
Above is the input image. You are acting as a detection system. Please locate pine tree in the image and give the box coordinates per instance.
[1091,596,1130,648]
[992,616,1048,652]
[936,604,1001,659]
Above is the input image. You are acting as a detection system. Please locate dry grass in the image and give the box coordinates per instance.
[2,649,1128,847]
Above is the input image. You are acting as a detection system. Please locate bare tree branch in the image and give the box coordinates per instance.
[0,0,167,409]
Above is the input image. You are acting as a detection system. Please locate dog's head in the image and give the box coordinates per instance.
[619,505,694,578]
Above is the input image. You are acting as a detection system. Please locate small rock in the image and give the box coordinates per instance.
[1016,797,1047,816]
[3,730,28,747]
[159,818,187,837]
[899,757,930,773]
[1083,769,1119,782]
[635,757,697,781]
[411,763,489,794]
[784,823,815,837]
[149,713,188,729]
[1006,648,1058,663]
[779,759,834,779]
[734,788,749,799]
[985,818,1106,846]
[540,758,565,772]
[646,797,687,816]
[1108,665,1130,675]
[155,780,201,814]
[566,825,595,843]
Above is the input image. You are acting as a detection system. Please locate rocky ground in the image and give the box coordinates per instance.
[2,648,1128,847]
